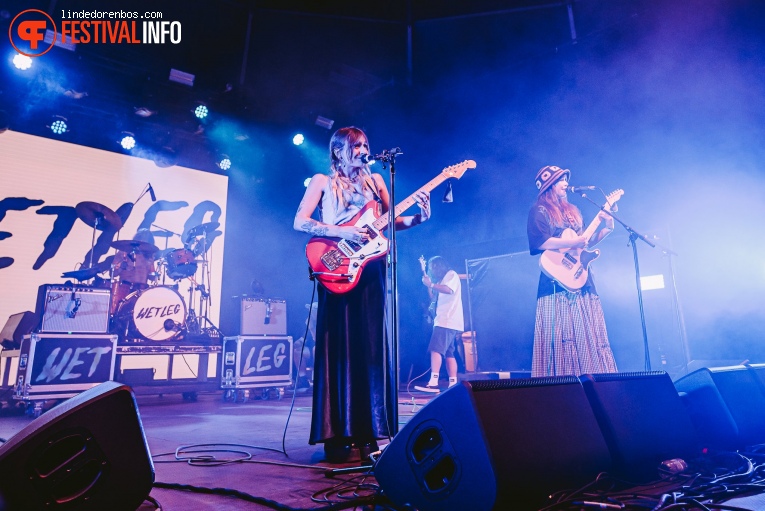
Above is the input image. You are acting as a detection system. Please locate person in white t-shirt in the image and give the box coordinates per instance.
[414,256,464,393]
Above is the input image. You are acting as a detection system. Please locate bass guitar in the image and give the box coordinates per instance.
[538,189,623,292]
[306,160,476,294]
[419,255,436,321]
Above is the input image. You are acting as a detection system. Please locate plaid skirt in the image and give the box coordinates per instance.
[531,291,618,377]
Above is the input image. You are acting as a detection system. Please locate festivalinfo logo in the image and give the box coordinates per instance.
[10,8,182,57]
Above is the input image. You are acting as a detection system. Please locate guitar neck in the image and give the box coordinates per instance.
[581,214,603,243]
[372,174,450,231]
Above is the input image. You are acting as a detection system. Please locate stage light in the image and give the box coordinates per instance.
[315,116,334,130]
[120,132,136,150]
[293,133,305,146]
[50,118,67,135]
[640,274,665,291]
[218,155,231,171]
[13,54,32,70]
[194,105,208,119]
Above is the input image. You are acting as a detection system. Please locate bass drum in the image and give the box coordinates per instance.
[114,286,186,341]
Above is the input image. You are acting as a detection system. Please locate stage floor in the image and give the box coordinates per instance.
[0,385,434,511]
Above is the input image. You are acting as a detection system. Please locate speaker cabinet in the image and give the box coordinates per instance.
[581,371,701,480]
[674,365,765,450]
[0,381,154,510]
[375,377,612,511]
[0,311,37,349]
[37,284,111,334]
[240,298,287,335]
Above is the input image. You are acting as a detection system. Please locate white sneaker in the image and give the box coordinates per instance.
[414,384,440,393]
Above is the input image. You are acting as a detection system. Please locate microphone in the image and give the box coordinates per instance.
[148,183,157,201]
[360,154,375,165]
[164,319,181,332]
[568,185,597,193]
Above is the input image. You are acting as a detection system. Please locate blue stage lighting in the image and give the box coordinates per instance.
[194,105,208,119]
[13,54,32,70]
[50,119,67,135]
[120,134,136,150]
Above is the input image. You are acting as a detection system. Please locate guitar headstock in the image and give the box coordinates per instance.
[418,255,427,273]
[604,189,624,212]
[441,160,477,180]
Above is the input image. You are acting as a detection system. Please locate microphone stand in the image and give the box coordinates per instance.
[577,192,656,371]
[375,148,401,437]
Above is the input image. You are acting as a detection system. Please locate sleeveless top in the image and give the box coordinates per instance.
[319,172,379,226]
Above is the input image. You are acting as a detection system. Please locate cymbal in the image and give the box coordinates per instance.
[186,222,220,239]
[62,267,101,281]
[111,240,159,254]
[61,256,116,280]
[75,202,123,231]
[150,230,175,238]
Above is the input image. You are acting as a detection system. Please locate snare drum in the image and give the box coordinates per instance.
[166,249,197,279]
[114,286,187,341]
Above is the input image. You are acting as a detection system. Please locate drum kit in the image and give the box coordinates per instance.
[62,201,221,343]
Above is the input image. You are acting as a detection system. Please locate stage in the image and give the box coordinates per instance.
[0,385,433,511]
[3,371,765,511]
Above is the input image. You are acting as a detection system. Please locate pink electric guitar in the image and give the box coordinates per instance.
[538,189,623,292]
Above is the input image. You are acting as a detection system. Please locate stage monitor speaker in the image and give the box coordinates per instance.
[580,371,701,480]
[37,284,111,334]
[674,365,765,450]
[0,311,37,349]
[0,381,155,510]
[374,377,612,511]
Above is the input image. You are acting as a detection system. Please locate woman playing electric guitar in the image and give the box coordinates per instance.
[527,165,619,378]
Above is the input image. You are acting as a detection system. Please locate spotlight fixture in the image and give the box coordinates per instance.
[49,116,68,135]
[315,116,334,130]
[119,132,136,150]
[12,53,32,70]
[217,155,231,171]
[292,133,305,146]
[169,68,195,86]
[194,104,208,119]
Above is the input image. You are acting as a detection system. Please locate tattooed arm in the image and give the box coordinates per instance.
[293,174,368,242]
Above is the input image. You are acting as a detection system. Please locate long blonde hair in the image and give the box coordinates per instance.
[328,126,373,208]
[537,187,582,230]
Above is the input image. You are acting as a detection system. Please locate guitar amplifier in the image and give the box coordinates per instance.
[240,298,287,335]
[37,284,111,334]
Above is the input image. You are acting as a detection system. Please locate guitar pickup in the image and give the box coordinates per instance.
[321,249,344,271]
[363,225,378,240]
[564,253,578,264]
[337,240,357,256]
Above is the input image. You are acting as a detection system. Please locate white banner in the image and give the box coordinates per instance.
[0,130,228,338]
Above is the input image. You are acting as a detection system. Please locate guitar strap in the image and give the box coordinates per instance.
[363,175,383,204]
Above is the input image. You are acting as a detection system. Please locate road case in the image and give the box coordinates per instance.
[13,333,118,416]
[221,335,293,402]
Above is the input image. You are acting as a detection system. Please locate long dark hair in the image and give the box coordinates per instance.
[537,187,582,230]
[427,256,450,283]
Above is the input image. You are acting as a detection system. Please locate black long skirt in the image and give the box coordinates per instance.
[309,258,397,445]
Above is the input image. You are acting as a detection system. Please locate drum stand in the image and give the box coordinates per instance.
[184,232,221,337]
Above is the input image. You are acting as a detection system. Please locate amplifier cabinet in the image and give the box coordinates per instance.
[221,335,293,389]
[14,333,117,402]
[240,298,287,335]
[37,284,111,334]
